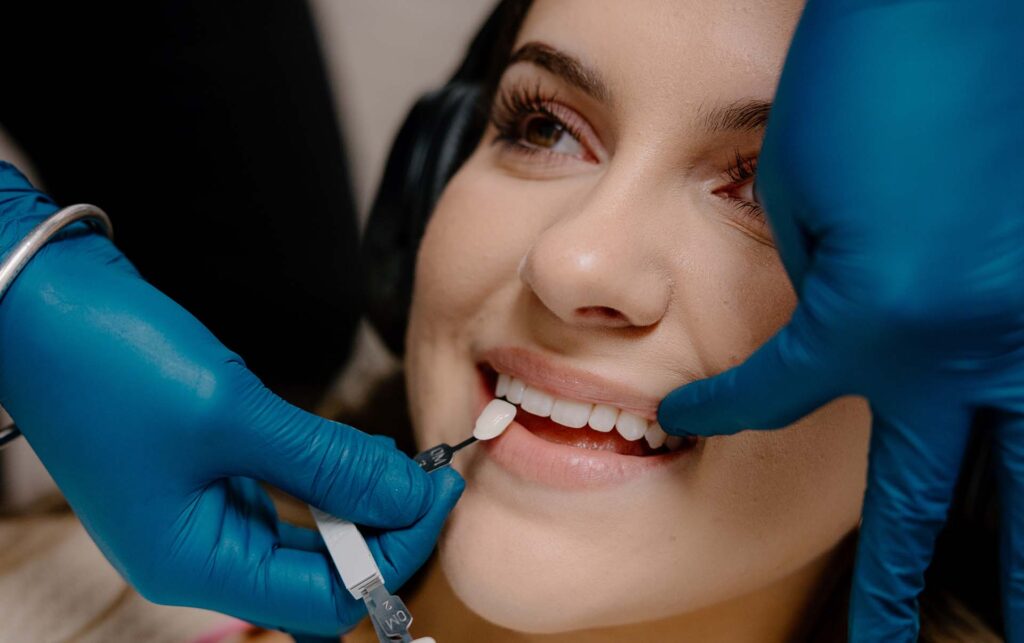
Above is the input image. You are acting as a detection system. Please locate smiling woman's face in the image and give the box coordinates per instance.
[405,0,869,636]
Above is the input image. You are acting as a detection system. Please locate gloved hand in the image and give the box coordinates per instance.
[658,1,1024,640]
[0,161,464,636]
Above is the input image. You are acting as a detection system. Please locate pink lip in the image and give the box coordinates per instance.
[472,347,695,490]
[480,419,690,490]
[479,346,662,419]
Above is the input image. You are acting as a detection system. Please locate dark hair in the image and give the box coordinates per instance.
[357,0,1003,638]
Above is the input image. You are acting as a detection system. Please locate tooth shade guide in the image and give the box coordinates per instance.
[473,399,517,440]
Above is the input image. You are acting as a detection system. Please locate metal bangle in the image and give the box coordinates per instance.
[0,204,114,447]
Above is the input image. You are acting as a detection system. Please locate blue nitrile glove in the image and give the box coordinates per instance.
[0,161,464,636]
[658,1,1024,641]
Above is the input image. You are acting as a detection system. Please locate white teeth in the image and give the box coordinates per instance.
[550,399,593,428]
[473,399,517,440]
[495,373,667,446]
[521,386,555,417]
[587,404,619,432]
[615,412,647,442]
[506,377,526,404]
[495,373,510,398]
[665,436,685,451]
[644,422,668,449]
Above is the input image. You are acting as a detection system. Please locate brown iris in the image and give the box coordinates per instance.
[523,116,567,148]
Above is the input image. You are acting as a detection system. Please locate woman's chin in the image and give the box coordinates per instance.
[438,540,591,634]
[436,486,685,635]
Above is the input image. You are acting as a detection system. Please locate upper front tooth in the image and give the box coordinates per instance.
[521,387,555,417]
[550,399,592,428]
[495,373,510,398]
[587,404,619,432]
[644,421,668,449]
[616,412,647,441]
[506,377,526,404]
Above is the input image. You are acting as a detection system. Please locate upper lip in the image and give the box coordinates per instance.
[478,346,663,420]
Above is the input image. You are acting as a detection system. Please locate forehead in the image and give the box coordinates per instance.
[516,0,803,111]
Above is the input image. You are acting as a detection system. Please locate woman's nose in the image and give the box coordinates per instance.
[519,198,671,329]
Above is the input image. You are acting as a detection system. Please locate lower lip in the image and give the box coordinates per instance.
[474,371,693,490]
[481,420,690,490]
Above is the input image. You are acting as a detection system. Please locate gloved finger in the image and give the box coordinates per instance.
[186,536,362,635]
[225,365,436,529]
[278,521,327,554]
[211,468,462,635]
[755,142,813,291]
[151,479,359,633]
[849,403,971,643]
[657,281,837,436]
[993,409,1024,641]
[367,467,466,590]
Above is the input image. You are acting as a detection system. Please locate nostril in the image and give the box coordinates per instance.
[574,306,628,323]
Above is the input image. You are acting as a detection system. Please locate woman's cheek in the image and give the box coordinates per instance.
[414,168,503,328]
[415,161,560,325]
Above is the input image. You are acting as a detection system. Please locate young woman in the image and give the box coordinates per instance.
[253,0,999,640]
[402,0,865,639]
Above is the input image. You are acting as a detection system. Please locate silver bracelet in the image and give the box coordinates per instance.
[0,204,114,447]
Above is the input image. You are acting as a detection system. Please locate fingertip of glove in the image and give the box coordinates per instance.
[432,467,467,502]
[657,388,698,436]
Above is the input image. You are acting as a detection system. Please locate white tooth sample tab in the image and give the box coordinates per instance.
[551,399,592,428]
[473,399,517,440]
[521,387,555,417]
[588,404,619,432]
[616,412,648,441]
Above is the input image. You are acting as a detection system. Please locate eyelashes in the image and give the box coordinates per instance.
[488,82,767,238]
[489,82,592,161]
[718,148,766,224]
[725,148,757,185]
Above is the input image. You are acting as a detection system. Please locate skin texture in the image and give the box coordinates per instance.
[405,0,870,639]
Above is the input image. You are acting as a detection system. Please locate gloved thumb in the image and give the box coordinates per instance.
[658,293,837,437]
[221,363,437,529]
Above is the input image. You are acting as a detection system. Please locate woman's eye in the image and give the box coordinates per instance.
[715,175,760,214]
[520,115,585,157]
[730,177,756,205]
[713,156,773,244]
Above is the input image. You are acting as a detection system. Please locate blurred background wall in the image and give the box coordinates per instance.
[310,0,494,220]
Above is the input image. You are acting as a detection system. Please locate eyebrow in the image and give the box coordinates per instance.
[507,41,610,102]
[507,42,771,134]
[699,99,773,133]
